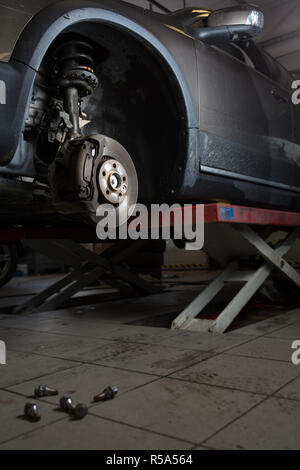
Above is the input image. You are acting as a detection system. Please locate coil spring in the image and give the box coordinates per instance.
[52,39,99,97]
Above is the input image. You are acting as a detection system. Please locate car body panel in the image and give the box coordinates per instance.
[9,0,199,124]
[196,41,299,191]
[0,1,199,168]
[0,1,299,223]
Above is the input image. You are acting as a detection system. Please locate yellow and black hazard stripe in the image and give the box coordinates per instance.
[162,263,206,270]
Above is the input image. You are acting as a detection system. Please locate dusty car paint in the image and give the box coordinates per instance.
[0,0,299,224]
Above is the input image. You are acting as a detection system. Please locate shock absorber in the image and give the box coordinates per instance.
[52,39,99,137]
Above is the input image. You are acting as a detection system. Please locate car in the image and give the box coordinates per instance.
[0,0,299,232]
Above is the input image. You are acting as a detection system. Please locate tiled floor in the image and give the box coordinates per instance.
[0,276,300,449]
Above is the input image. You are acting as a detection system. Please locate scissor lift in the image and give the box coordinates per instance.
[0,203,299,333]
[0,228,161,314]
[172,204,300,333]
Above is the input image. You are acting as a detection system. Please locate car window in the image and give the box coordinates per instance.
[213,40,291,89]
[238,41,292,88]
[213,43,255,69]
[261,50,292,89]
[236,40,270,77]
[213,44,245,62]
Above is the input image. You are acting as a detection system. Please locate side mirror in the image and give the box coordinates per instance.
[185,6,264,44]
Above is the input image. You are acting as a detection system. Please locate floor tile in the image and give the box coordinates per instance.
[171,354,299,395]
[205,397,300,450]
[0,296,34,309]
[6,331,113,362]
[275,375,300,401]
[0,328,31,343]
[0,315,79,333]
[160,330,255,353]
[0,350,75,388]
[91,378,262,444]
[50,321,129,339]
[88,325,178,344]
[7,363,157,405]
[231,311,300,336]
[228,337,294,362]
[266,323,300,340]
[0,390,64,444]
[51,323,176,344]
[93,342,211,376]
[1,274,299,450]
[30,296,188,325]
[280,308,300,323]
[0,415,191,450]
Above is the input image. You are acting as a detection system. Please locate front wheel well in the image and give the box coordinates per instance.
[37,22,188,202]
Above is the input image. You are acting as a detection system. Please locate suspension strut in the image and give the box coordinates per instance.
[52,39,99,138]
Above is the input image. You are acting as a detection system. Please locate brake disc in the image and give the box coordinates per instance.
[49,134,138,225]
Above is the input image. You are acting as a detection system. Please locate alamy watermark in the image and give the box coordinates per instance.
[292,80,300,105]
[0,340,6,365]
[0,80,6,105]
[291,340,300,365]
[96,202,204,251]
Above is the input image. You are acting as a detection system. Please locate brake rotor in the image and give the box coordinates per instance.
[49,134,138,226]
[95,136,138,225]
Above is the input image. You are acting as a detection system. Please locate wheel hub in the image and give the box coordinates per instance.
[99,159,128,204]
[49,133,138,225]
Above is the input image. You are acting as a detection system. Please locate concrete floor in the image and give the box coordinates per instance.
[0,275,300,450]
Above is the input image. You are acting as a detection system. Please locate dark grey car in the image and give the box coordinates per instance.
[0,0,299,229]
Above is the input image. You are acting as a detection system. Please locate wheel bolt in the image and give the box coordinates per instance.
[24,403,41,422]
[60,396,88,420]
[35,385,59,398]
[93,386,118,402]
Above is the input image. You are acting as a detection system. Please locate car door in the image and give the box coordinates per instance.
[196,39,297,191]
[247,46,299,190]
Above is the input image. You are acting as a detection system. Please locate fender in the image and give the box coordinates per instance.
[1,0,198,165]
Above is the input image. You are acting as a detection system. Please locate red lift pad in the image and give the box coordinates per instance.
[0,203,300,244]
[204,203,300,226]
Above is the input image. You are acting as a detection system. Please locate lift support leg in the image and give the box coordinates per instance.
[15,239,161,314]
[172,226,300,334]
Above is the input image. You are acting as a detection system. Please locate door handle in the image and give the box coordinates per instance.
[271,88,288,104]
